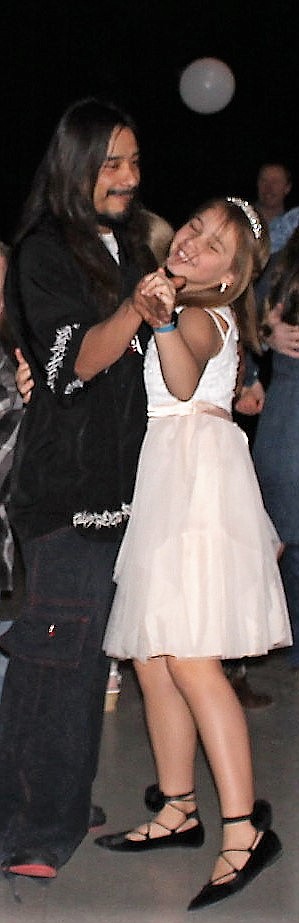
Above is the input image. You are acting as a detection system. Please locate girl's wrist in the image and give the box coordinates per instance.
[153,322,176,333]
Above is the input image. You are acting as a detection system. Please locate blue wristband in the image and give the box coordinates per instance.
[153,323,176,333]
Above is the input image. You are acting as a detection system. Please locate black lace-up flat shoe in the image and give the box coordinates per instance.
[95,791,205,852]
[144,783,165,812]
[188,800,281,911]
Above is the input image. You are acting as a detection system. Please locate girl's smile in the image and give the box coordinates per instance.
[167,207,237,290]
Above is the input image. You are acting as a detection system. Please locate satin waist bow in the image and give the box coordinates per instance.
[148,400,232,421]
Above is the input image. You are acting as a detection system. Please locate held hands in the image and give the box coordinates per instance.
[266,303,299,358]
[14,270,186,403]
[15,347,34,404]
[131,268,185,328]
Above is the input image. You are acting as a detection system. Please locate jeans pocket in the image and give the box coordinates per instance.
[0,607,91,668]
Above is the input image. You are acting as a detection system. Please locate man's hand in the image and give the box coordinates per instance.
[266,303,299,357]
[15,347,34,404]
[234,380,265,415]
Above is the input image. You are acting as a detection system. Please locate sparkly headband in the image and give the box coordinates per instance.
[226,197,262,240]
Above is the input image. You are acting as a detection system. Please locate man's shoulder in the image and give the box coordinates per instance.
[14,220,78,285]
[17,218,67,262]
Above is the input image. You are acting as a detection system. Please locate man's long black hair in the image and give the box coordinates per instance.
[14,97,152,318]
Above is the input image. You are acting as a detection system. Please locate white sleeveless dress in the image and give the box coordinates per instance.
[104,307,292,662]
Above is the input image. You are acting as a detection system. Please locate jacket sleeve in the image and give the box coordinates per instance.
[6,233,98,399]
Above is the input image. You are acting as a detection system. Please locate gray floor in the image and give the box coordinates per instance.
[0,557,298,923]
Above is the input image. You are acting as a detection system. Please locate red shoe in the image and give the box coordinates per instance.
[2,851,58,878]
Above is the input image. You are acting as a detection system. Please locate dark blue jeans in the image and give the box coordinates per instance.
[0,527,119,867]
[280,543,299,667]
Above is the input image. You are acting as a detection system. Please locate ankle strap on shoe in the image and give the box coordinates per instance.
[222,799,272,830]
[222,811,252,825]
[164,791,196,804]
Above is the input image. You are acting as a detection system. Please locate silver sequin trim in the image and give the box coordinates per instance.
[73,504,131,530]
[45,324,81,393]
[64,379,84,395]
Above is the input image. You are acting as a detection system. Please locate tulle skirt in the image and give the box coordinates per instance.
[104,411,292,662]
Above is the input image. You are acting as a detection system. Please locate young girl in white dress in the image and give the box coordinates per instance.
[97,197,292,910]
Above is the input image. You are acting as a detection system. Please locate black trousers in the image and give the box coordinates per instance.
[0,527,119,867]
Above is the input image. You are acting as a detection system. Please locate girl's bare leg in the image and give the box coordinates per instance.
[126,656,198,839]
[100,655,260,869]
[167,656,259,880]
[134,656,197,794]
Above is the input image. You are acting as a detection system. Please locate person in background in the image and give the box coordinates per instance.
[142,209,174,267]
[230,163,299,705]
[253,228,299,676]
[255,162,299,254]
[0,242,23,697]
[238,161,299,420]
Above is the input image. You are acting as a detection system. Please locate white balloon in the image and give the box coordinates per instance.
[179,58,235,114]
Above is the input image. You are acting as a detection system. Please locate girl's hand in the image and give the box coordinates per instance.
[131,270,184,328]
[140,268,176,309]
[15,347,35,404]
[141,268,185,308]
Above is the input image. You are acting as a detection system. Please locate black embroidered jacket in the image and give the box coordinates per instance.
[5,217,154,542]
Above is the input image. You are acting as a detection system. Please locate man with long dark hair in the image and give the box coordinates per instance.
[0,97,164,878]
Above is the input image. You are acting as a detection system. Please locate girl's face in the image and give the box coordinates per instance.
[167,207,237,291]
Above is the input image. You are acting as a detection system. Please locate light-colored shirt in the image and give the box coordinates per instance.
[269,206,299,253]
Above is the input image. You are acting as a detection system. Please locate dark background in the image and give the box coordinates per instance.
[1,0,299,242]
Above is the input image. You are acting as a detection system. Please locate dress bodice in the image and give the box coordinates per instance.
[144,307,239,415]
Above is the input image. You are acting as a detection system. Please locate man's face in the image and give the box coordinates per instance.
[93,126,140,227]
[257,166,291,214]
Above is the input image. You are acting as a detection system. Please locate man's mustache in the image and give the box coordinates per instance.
[108,188,137,197]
